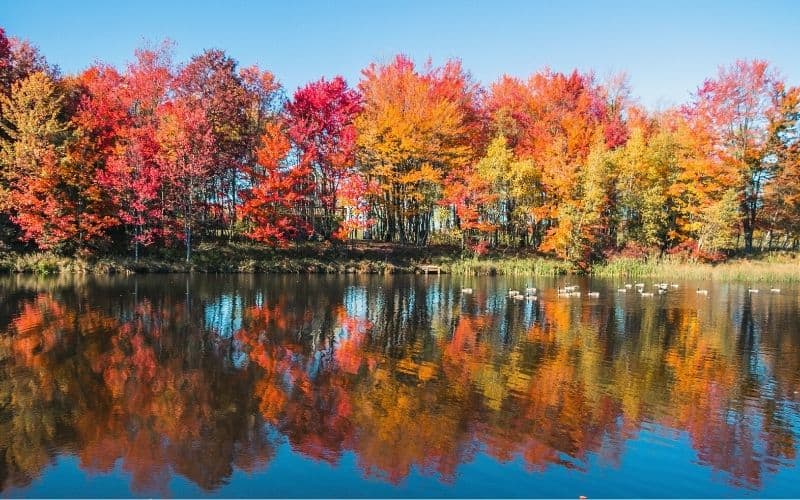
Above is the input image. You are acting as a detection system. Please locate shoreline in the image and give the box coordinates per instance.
[1,244,798,282]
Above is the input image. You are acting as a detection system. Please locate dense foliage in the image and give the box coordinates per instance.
[0,27,798,265]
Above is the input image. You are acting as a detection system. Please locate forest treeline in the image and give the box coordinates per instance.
[0,27,798,267]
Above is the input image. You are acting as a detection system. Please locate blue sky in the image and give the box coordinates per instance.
[4,0,799,107]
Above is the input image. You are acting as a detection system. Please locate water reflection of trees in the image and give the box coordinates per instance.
[0,275,797,493]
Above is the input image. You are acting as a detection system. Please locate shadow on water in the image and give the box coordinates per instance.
[0,274,798,496]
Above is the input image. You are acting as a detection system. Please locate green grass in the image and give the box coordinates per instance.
[592,255,800,282]
[1,245,797,281]
[1,252,83,275]
[441,256,572,276]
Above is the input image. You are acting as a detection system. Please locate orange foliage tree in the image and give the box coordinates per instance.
[355,55,484,245]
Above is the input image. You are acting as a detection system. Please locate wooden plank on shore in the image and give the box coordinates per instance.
[418,265,442,274]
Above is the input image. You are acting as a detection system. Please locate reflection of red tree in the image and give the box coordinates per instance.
[236,302,356,464]
[334,305,375,374]
[87,299,274,493]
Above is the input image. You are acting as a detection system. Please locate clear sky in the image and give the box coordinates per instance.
[3,0,799,108]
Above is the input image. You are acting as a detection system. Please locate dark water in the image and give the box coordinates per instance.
[0,274,798,498]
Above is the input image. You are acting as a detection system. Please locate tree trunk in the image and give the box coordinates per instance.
[185,222,191,263]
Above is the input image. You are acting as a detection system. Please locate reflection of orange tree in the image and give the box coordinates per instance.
[0,294,275,495]
[659,309,795,488]
[441,311,625,472]
[0,293,118,490]
[236,302,360,464]
[598,294,798,489]
[348,369,475,483]
[234,291,800,488]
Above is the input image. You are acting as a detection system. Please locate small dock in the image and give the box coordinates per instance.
[418,265,442,275]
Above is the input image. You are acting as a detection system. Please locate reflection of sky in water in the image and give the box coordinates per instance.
[204,293,243,339]
[343,285,368,319]
[204,292,249,369]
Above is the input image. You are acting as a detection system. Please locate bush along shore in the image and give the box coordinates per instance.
[1,243,798,282]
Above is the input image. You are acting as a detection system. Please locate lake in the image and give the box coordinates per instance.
[0,274,798,497]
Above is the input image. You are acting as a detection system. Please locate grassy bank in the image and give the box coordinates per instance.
[0,242,476,275]
[592,254,800,282]
[0,243,417,275]
[0,243,574,276]
[439,255,573,276]
[1,243,798,281]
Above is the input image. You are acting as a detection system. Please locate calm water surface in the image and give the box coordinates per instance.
[0,274,798,497]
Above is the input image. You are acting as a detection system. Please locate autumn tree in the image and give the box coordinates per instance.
[156,98,215,262]
[442,133,538,251]
[174,50,265,237]
[0,72,113,250]
[539,136,618,266]
[760,85,800,248]
[79,47,174,260]
[696,188,741,256]
[239,121,312,246]
[0,28,55,98]
[0,28,11,99]
[0,29,62,245]
[440,161,496,252]
[485,70,628,253]
[0,70,64,238]
[479,134,538,246]
[285,76,362,238]
[761,111,800,248]
[689,60,799,252]
[614,118,683,251]
[356,55,483,245]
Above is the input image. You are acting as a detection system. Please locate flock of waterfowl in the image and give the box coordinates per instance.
[618,282,679,297]
[459,283,783,300]
[506,287,540,301]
